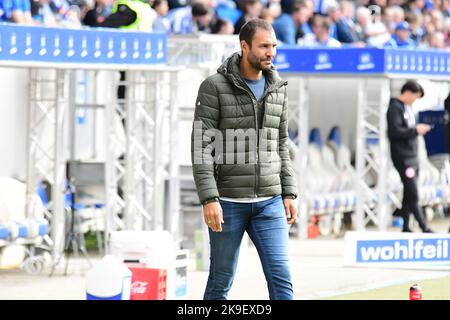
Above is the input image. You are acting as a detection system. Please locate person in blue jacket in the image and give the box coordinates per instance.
[384,21,416,49]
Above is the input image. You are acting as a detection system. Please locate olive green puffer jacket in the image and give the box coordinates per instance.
[191,52,298,203]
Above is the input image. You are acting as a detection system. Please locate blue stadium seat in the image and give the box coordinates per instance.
[0,225,10,240]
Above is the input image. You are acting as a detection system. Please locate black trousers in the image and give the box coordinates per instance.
[393,161,428,231]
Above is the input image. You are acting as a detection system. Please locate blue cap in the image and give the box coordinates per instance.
[395,21,410,32]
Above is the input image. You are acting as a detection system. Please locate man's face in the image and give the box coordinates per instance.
[241,28,277,71]
[404,92,422,105]
[396,29,410,41]
[312,22,328,38]
[246,2,263,18]
[292,7,307,24]
[327,9,340,21]
[196,14,212,27]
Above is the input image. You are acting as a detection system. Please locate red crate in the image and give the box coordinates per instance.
[128,266,167,300]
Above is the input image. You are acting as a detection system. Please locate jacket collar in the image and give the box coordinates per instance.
[217,52,287,94]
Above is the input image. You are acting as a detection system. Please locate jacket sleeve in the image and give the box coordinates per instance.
[279,92,298,198]
[387,105,418,140]
[191,78,221,204]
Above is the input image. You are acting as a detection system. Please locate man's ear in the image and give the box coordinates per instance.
[240,40,249,53]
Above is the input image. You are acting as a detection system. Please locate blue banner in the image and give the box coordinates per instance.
[275,47,450,77]
[0,23,167,66]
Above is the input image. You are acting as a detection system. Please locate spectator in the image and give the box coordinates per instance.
[313,0,337,16]
[83,0,115,26]
[390,4,405,24]
[387,0,404,5]
[191,1,215,32]
[405,0,425,14]
[0,0,34,24]
[280,0,294,13]
[215,0,241,25]
[355,5,390,47]
[55,1,82,27]
[210,16,234,32]
[167,1,193,33]
[424,30,447,48]
[168,0,215,34]
[234,0,262,33]
[423,9,437,35]
[442,0,450,17]
[384,21,416,48]
[291,0,313,42]
[152,0,171,32]
[168,0,189,10]
[297,14,341,46]
[429,8,445,31]
[31,0,59,26]
[405,11,425,46]
[383,5,397,32]
[99,0,156,31]
[260,1,279,23]
[283,0,312,15]
[340,0,356,30]
[369,0,387,9]
[302,0,313,15]
[327,2,358,43]
[272,0,298,45]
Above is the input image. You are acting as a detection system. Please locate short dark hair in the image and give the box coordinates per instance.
[401,80,424,98]
[192,2,209,17]
[239,19,273,47]
[211,18,227,34]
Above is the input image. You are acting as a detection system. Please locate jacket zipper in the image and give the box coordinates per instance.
[231,77,287,198]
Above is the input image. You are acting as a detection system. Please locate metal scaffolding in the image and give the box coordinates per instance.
[26,68,69,259]
[354,79,391,231]
[1,24,182,265]
[104,70,181,237]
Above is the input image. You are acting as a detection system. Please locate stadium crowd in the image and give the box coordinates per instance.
[0,0,449,48]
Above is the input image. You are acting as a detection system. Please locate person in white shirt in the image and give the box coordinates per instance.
[297,14,341,47]
[355,5,390,47]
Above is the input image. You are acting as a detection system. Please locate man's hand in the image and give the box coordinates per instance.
[283,198,298,225]
[203,202,224,232]
[416,123,431,135]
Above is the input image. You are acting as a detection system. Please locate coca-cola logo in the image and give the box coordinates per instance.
[131,282,148,294]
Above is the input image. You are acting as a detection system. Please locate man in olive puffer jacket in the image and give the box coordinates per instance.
[191,19,298,300]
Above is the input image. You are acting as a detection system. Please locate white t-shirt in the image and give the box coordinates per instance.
[364,22,390,47]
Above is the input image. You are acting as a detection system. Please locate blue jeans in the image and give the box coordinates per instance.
[203,195,293,300]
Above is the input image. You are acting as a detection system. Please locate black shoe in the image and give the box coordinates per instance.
[402,228,412,233]
[423,228,434,233]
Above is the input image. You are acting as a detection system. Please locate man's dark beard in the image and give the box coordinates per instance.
[247,53,271,71]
